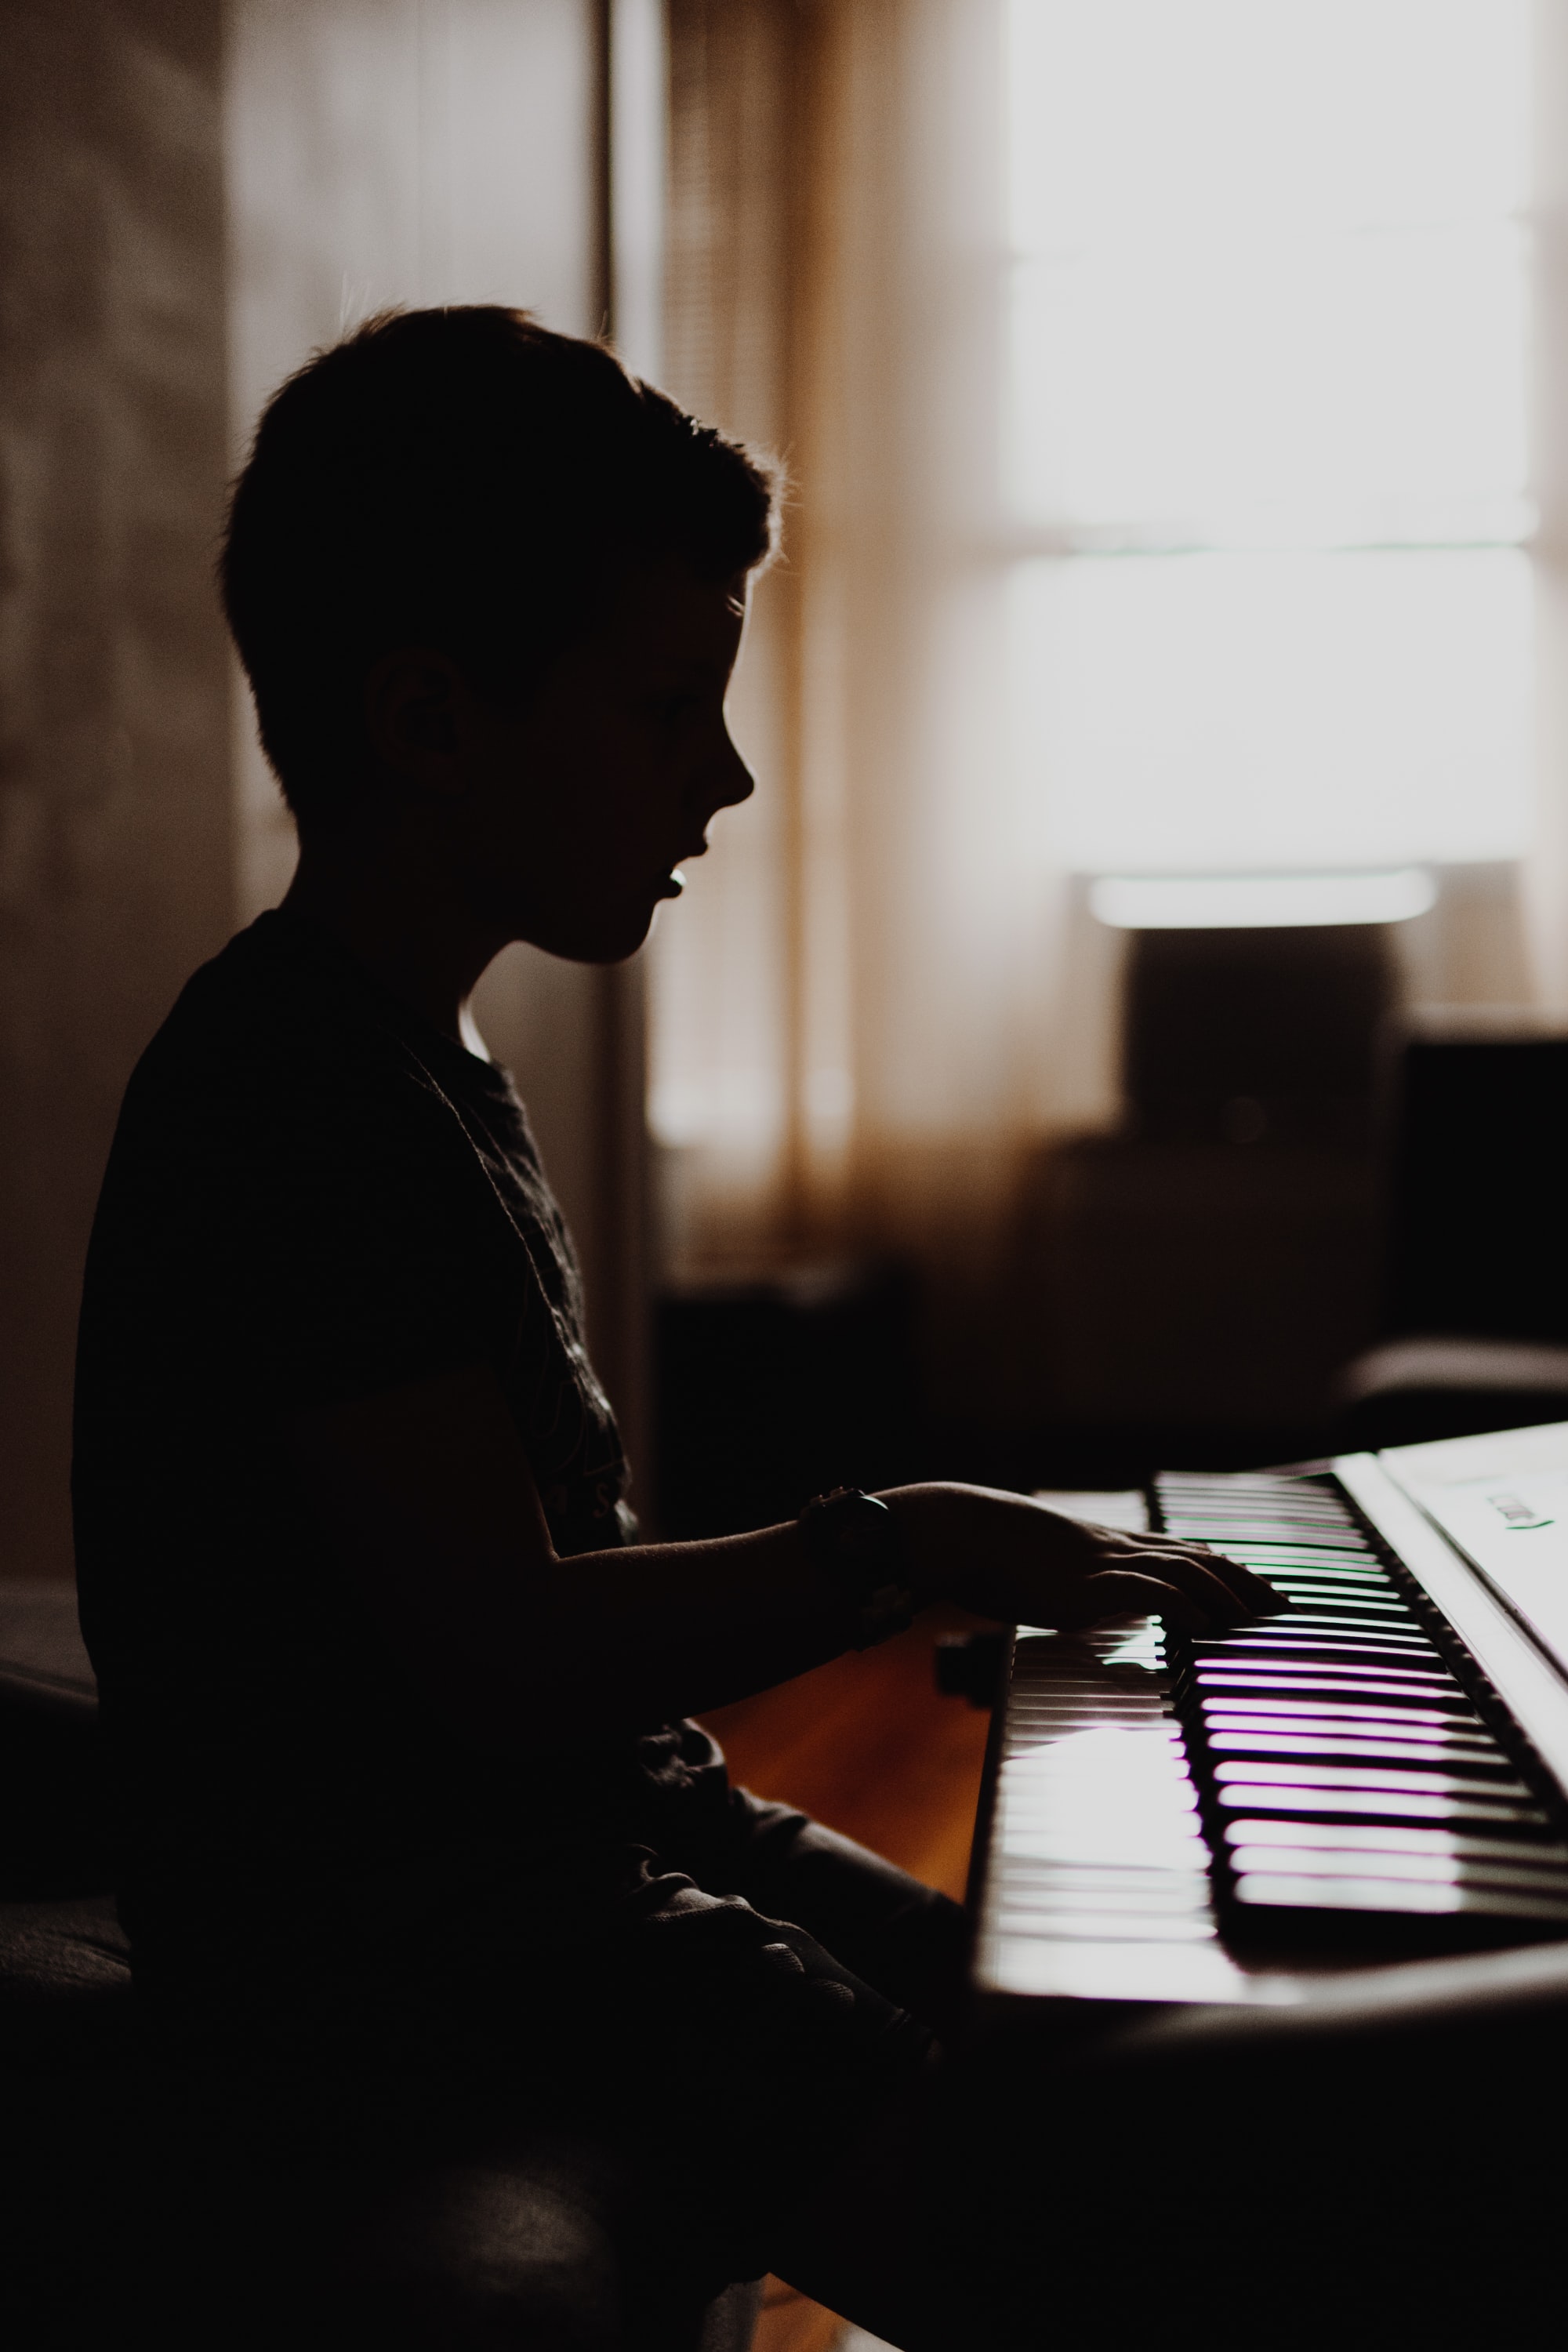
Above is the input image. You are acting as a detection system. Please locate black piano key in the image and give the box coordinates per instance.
[1213,1783,1552,1826]
[1203,1703,1482,1731]
[1210,1767,1545,1813]
[1155,1467,1568,1945]
[1196,1696,1466,1719]
[1251,1554,1394,1568]
[1193,1659,1454,1682]
[1233,1628,1430,1647]
[1255,1592,1407,1609]
[1189,1652,1446,1678]
[1254,1563,1400,1579]
[1261,1619,1419,1638]
[1188,1499,1354,1510]
[1200,1695,1473,1719]
[1256,1581,1403,1598]
[1199,1699,1483,1729]
[1174,1530,1363,1548]
[1165,1519,1366,1540]
[1164,1519,1370,1552]
[1205,1737,1499,1766]
[1221,1818,1568,1865]
[1203,1725,1500,1761]
[1226,1846,1568,1895]
[1196,1659,1452,1685]
[1196,1612,1429,1635]
[1229,1873,1568,1924]
[1211,1758,1536,1798]
[1255,1608,1425,1629]
[1266,1581,1402,1599]
[1191,1537,1379,1558]
[1256,1599,1406,1614]
[1260,1604,1414,1621]
[1198,1690,1483,1722]
[1228,1576,1403,1592]
[1189,1634,1442,1658]
[1163,1482,1337,1495]
[1205,1732,1521,1772]
[1219,1563,1392,1584]
[1246,1587,1410,1603]
[1192,1668,1460,1697]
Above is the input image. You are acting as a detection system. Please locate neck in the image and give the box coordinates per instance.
[282,832,502,1054]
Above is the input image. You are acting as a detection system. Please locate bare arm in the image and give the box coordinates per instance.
[289,1362,1279,1757]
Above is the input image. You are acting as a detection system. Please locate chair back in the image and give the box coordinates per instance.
[1382,1017,1568,1342]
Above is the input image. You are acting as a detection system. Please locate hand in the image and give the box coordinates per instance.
[883,1483,1286,1635]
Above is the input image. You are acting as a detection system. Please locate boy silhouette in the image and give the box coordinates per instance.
[72,308,1267,2346]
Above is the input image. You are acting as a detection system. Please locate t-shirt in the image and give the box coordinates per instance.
[72,909,728,2048]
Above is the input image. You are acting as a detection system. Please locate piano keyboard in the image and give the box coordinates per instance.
[1157,1471,1568,1944]
[969,1440,1568,2019]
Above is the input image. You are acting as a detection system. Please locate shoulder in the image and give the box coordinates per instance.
[118,913,456,1151]
[93,917,497,1285]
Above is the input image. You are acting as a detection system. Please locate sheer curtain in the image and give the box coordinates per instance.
[652,0,1568,1428]
[655,0,1089,1418]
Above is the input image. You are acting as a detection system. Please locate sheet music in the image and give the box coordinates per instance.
[1383,1422,1568,1684]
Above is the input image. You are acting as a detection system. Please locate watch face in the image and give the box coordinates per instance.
[826,1492,897,1563]
[802,1490,916,1644]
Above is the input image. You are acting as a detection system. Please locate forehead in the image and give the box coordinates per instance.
[600,557,749,677]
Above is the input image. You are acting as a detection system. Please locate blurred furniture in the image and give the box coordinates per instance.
[1014,926,1392,1457]
[1335,1017,1568,1449]
[1125,922,1399,1150]
[0,1589,139,2350]
[0,1585,760,2350]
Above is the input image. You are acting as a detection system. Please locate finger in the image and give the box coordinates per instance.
[1103,1535,1283,1619]
[1054,1569,1220,1637]
[1144,1555,1269,1628]
[1177,1541,1287,1616]
[1131,1544,1284,1623]
[1083,1541,1260,1624]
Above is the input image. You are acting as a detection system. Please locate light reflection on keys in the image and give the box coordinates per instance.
[1159,1469,1568,1942]
[985,1621,1220,1957]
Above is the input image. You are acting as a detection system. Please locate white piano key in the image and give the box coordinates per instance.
[1213,1783,1548,1824]
[1197,1700,1479,1726]
[1232,1873,1568,1919]
[1206,1731,1511,1766]
[974,1461,1568,2007]
[1210,1758,1532,1797]
[1220,1818,1568,1864]
[1227,1846,1568,1892]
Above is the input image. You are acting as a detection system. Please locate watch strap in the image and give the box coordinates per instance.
[797,1487,920,1650]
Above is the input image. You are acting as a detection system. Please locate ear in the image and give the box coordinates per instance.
[363,648,472,794]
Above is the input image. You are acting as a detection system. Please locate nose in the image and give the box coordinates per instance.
[706,727,754,817]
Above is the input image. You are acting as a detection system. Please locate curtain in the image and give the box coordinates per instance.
[655,0,1090,1425]
[652,0,1568,1441]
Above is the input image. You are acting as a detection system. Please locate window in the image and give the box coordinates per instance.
[1006,0,1534,880]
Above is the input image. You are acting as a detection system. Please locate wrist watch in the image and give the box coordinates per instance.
[797,1487,921,1649]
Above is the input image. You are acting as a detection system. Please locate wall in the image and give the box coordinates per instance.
[0,0,656,1574]
[225,0,598,920]
[223,0,657,1494]
[0,0,234,1580]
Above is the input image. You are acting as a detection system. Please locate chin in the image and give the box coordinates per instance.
[537,900,659,966]
[602,906,660,962]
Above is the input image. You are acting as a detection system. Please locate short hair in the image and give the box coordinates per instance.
[220,307,779,822]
